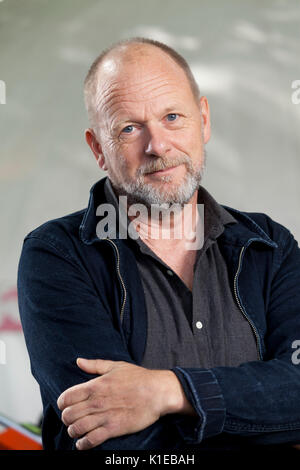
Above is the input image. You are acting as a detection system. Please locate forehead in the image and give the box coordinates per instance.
[96,48,196,116]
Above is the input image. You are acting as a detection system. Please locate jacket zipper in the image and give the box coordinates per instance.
[104,238,127,324]
[233,245,262,361]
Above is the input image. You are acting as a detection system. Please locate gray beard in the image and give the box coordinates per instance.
[110,149,206,208]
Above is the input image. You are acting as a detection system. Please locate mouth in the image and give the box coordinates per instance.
[147,165,179,175]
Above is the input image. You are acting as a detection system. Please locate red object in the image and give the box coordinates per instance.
[0,287,18,302]
[0,315,22,332]
[0,428,43,450]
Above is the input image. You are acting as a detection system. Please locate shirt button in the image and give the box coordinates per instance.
[166,269,173,276]
[196,321,203,329]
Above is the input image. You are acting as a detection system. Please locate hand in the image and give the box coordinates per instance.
[57,358,195,450]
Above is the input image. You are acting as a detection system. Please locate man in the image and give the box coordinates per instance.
[18,38,300,451]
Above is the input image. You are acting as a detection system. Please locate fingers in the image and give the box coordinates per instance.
[76,423,116,450]
[57,383,89,411]
[61,396,107,426]
[67,413,108,440]
[74,408,143,450]
[57,359,148,449]
[58,359,129,410]
[57,375,100,410]
[76,358,117,375]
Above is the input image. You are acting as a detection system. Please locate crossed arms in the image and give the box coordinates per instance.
[57,358,196,450]
[18,221,300,450]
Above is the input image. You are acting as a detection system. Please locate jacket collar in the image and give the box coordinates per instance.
[219,204,278,248]
[79,177,278,249]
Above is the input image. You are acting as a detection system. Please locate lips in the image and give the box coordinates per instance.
[148,165,178,174]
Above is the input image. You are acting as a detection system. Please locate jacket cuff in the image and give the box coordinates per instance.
[171,367,226,444]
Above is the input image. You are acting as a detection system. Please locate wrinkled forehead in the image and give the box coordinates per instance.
[95,49,193,114]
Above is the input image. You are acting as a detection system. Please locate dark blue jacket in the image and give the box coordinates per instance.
[17,177,300,450]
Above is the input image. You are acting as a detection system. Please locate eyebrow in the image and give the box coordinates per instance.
[114,105,181,126]
[163,106,180,114]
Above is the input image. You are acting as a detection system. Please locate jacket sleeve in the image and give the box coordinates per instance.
[172,224,300,446]
[17,234,188,450]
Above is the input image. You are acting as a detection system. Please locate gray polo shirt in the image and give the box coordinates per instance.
[104,178,258,369]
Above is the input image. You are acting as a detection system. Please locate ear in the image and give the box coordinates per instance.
[85,128,108,171]
[199,96,211,144]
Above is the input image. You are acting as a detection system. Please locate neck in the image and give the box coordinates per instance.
[125,190,200,248]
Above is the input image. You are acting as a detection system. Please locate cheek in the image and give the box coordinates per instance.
[107,147,139,178]
[103,137,119,155]
[122,137,145,155]
[118,141,145,170]
[173,127,203,155]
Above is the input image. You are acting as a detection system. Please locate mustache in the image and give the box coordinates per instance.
[138,155,191,176]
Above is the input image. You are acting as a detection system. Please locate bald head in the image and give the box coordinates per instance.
[84,38,200,135]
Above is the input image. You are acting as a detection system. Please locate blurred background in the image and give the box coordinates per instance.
[0,0,299,435]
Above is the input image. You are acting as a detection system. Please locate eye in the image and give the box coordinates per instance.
[121,125,134,134]
[166,113,178,122]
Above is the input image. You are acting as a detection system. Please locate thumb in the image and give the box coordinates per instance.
[76,358,115,375]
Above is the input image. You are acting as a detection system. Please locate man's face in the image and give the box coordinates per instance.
[88,46,210,207]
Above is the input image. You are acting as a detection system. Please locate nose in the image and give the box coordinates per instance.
[144,125,171,157]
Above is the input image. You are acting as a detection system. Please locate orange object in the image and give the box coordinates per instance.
[0,415,43,450]
[0,427,42,450]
